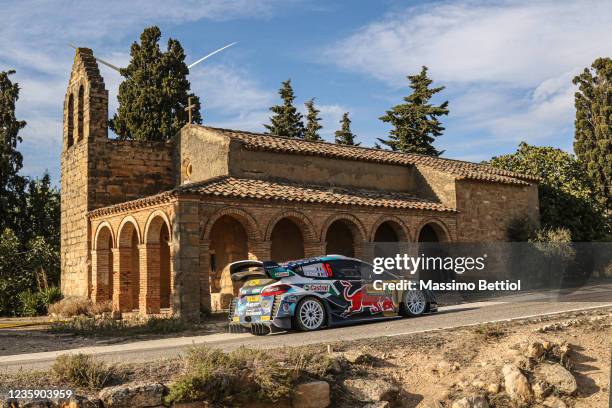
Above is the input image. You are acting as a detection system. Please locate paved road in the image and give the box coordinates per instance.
[1,283,611,372]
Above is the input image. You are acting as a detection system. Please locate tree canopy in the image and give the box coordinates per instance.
[378,66,448,156]
[264,79,304,138]
[303,98,323,141]
[487,142,610,241]
[573,57,612,212]
[109,26,201,142]
[335,112,359,146]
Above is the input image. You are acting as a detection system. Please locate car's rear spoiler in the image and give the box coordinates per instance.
[229,260,294,281]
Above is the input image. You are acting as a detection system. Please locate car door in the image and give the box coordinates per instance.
[325,259,367,319]
[359,261,399,316]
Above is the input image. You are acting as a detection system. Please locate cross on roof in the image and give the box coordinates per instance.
[185,96,197,124]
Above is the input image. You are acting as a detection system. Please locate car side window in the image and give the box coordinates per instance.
[328,260,362,280]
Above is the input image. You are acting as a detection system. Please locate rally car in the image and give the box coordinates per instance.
[228,255,437,335]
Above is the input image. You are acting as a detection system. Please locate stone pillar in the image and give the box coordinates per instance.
[112,248,131,312]
[172,198,201,322]
[199,240,211,313]
[139,243,161,315]
[304,241,326,258]
[168,241,177,310]
[90,249,110,303]
[248,240,271,261]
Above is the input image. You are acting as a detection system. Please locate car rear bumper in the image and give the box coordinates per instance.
[229,315,292,335]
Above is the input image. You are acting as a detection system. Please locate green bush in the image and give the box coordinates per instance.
[18,290,43,316]
[51,354,115,390]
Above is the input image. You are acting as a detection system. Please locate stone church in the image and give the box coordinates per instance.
[61,48,539,320]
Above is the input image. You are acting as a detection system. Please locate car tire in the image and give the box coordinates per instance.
[294,297,326,331]
[400,290,427,317]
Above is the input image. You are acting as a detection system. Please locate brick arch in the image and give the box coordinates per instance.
[264,210,317,243]
[202,207,262,242]
[320,213,367,243]
[117,216,142,247]
[416,217,452,242]
[370,215,411,242]
[93,221,115,250]
[144,210,172,244]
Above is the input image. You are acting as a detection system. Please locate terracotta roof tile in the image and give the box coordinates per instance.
[200,126,537,186]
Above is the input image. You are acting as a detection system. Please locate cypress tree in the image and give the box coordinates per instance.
[304,98,323,141]
[573,57,612,211]
[264,79,304,138]
[0,70,26,233]
[110,26,201,142]
[378,66,448,156]
[335,112,360,146]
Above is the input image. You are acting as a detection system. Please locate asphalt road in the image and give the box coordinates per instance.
[1,283,611,373]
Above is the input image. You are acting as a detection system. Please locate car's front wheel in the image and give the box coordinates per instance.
[400,290,427,317]
[294,297,326,331]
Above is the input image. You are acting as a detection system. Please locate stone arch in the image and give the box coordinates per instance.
[142,211,172,311]
[321,214,367,258]
[66,93,74,147]
[369,216,411,242]
[92,223,114,303]
[144,210,172,244]
[265,211,317,242]
[93,221,115,250]
[77,85,84,141]
[115,216,141,312]
[202,207,262,242]
[416,218,452,242]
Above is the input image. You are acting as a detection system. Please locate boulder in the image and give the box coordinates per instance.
[451,395,489,408]
[342,350,372,364]
[502,364,532,404]
[343,378,399,402]
[292,381,330,408]
[543,396,567,408]
[534,363,577,395]
[98,382,166,408]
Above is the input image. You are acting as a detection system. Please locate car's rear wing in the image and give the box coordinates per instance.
[229,260,295,282]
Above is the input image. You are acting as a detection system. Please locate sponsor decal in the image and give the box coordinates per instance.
[339,281,395,317]
[303,283,331,292]
[260,316,271,321]
[302,264,328,278]
[246,279,261,287]
[275,271,291,277]
[232,316,239,322]
[246,295,260,303]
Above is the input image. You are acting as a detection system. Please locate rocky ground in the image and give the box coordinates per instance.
[0,308,610,407]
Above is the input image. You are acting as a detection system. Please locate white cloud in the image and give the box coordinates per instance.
[324,0,611,157]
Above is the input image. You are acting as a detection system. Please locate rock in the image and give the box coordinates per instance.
[343,378,399,402]
[58,396,101,408]
[363,402,390,408]
[525,342,545,359]
[472,380,485,389]
[292,381,330,408]
[534,363,577,395]
[531,380,552,399]
[543,396,567,408]
[18,401,55,408]
[502,364,532,404]
[451,395,489,408]
[542,341,553,351]
[486,383,499,394]
[343,350,372,364]
[98,382,166,408]
[327,356,343,374]
[437,360,452,373]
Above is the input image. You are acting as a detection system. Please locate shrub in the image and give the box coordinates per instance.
[165,346,295,405]
[39,286,62,309]
[49,315,187,337]
[51,354,115,389]
[88,300,112,316]
[48,297,92,318]
[18,290,43,316]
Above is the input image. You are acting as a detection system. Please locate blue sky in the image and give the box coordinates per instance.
[1,0,611,183]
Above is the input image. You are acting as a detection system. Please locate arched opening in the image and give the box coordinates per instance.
[67,94,74,147]
[93,226,113,303]
[325,220,356,257]
[418,223,449,242]
[117,221,140,312]
[373,221,402,261]
[77,85,84,141]
[159,224,171,308]
[209,215,249,309]
[418,222,449,283]
[271,218,305,262]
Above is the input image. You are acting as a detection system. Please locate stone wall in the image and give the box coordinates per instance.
[455,180,539,241]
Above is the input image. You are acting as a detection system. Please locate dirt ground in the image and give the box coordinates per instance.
[1,309,610,407]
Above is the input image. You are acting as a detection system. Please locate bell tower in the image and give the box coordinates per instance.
[60,48,109,297]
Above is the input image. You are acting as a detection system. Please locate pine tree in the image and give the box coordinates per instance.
[264,79,304,138]
[378,66,448,156]
[304,98,323,141]
[573,57,612,212]
[0,70,26,234]
[335,112,360,146]
[109,26,201,142]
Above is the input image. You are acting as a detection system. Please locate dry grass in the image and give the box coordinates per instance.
[48,297,93,318]
[51,354,119,390]
[48,315,188,337]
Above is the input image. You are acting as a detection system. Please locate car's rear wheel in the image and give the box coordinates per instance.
[400,290,427,317]
[294,297,326,331]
